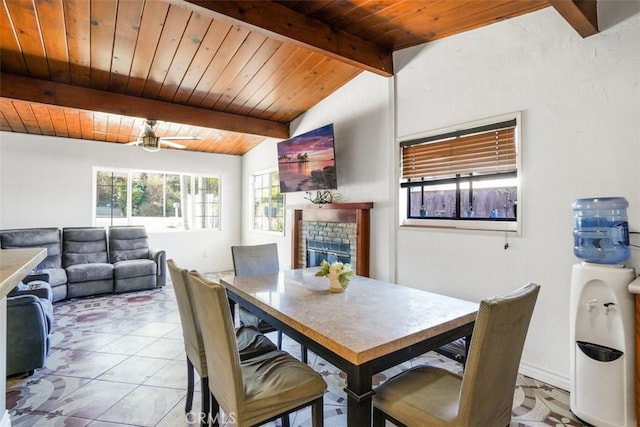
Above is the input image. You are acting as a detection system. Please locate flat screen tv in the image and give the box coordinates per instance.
[277,123,337,193]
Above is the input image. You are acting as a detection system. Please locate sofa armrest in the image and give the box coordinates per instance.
[150,248,167,287]
[8,280,53,301]
[24,272,50,284]
[6,295,51,376]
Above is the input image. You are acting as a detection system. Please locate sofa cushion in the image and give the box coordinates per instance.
[63,228,109,267]
[37,267,67,287]
[108,226,151,262]
[66,263,114,283]
[113,259,157,279]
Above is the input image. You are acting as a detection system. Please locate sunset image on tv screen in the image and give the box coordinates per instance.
[277,124,337,193]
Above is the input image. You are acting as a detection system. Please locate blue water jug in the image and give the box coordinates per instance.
[572,197,630,264]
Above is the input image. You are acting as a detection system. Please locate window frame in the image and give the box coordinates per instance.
[399,112,522,234]
[251,169,285,235]
[93,167,221,232]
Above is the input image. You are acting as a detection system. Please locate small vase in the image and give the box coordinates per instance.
[328,276,345,293]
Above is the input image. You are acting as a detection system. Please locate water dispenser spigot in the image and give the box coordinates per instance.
[585,299,598,312]
[603,302,616,314]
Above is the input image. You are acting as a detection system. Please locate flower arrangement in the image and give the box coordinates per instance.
[315,260,354,290]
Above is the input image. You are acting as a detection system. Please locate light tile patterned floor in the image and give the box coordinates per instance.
[6,275,585,426]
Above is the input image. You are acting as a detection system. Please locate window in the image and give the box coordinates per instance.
[95,168,220,231]
[400,115,520,232]
[253,171,284,233]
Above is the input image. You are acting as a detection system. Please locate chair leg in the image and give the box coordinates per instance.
[301,344,308,363]
[210,392,219,427]
[186,358,195,413]
[311,397,324,427]
[372,406,386,427]
[201,377,210,427]
[277,330,283,348]
[281,414,290,427]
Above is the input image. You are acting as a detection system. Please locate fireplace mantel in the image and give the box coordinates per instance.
[289,202,373,277]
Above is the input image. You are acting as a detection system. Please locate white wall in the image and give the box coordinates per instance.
[241,72,396,279]
[0,132,242,272]
[394,2,640,388]
[240,138,293,268]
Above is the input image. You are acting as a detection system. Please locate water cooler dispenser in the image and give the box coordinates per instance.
[570,197,637,427]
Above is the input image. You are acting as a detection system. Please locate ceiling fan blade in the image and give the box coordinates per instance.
[126,140,142,146]
[157,136,202,141]
[160,140,186,149]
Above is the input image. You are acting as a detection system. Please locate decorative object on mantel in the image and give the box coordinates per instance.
[305,190,335,204]
[315,260,353,292]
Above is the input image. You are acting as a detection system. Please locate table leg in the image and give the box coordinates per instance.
[344,364,374,426]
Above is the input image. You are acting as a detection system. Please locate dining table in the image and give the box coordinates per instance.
[220,267,479,426]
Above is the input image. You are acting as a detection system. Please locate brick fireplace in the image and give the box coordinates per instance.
[290,202,373,277]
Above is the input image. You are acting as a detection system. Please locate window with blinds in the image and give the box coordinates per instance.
[400,117,519,229]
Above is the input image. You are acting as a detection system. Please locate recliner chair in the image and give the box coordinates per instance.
[6,273,54,377]
[108,225,166,292]
[63,227,114,298]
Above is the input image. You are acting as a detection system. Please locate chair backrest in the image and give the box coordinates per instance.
[231,243,279,276]
[62,227,109,267]
[188,270,244,414]
[457,282,540,426]
[108,226,150,262]
[167,259,207,376]
[0,227,62,269]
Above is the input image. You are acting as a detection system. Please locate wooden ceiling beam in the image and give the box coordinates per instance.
[182,0,393,77]
[549,0,598,38]
[0,73,289,139]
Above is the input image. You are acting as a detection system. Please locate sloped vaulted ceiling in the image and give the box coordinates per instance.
[0,0,597,155]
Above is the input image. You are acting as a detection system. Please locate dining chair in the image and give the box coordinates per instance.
[231,243,308,362]
[372,282,540,427]
[188,270,327,427]
[167,259,278,424]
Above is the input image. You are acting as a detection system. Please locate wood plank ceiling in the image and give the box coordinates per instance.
[0,0,597,155]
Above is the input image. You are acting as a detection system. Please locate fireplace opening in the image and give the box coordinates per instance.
[306,239,351,267]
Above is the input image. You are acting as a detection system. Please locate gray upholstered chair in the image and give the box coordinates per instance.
[232,243,309,363]
[372,282,540,427]
[187,270,326,427]
[6,273,54,376]
[167,259,278,424]
[231,244,282,345]
[108,225,166,292]
[0,227,68,301]
[63,227,114,298]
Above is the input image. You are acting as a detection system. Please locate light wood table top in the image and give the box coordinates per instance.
[0,248,46,298]
[222,268,478,365]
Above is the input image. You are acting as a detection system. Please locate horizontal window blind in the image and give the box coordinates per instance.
[401,119,516,182]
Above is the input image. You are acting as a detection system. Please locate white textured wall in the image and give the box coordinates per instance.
[241,72,395,279]
[0,132,242,272]
[394,2,640,387]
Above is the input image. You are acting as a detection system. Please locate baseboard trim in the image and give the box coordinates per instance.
[520,362,570,391]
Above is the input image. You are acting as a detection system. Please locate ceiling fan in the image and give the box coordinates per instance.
[126,119,202,152]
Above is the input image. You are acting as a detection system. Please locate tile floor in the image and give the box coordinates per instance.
[6,274,586,426]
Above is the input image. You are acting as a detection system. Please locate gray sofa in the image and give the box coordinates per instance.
[0,226,166,301]
[6,274,53,376]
